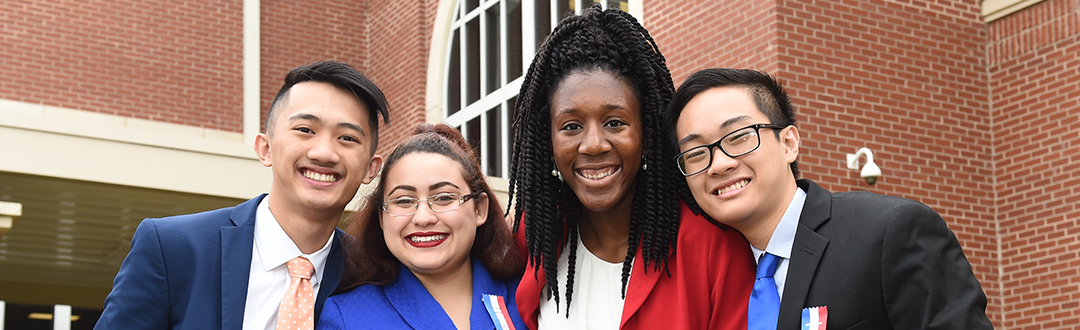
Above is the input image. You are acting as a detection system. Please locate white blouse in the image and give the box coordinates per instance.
[537,236,627,330]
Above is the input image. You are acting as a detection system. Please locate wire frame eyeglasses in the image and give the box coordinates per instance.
[673,124,787,177]
[381,192,480,217]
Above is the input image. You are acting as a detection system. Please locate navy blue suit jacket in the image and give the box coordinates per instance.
[317,258,527,330]
[94,194,348,329]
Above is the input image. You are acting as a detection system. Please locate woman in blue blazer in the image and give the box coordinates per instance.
[318,124,526,330]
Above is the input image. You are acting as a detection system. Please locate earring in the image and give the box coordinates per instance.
[551,163,563,181]
[641,154,648,171]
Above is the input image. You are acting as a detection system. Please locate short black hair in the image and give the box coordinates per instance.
[266,61,391,150]
[666,68,798,178]
[665,68,800,220]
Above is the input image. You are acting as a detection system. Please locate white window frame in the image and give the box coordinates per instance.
[428,0,641,179]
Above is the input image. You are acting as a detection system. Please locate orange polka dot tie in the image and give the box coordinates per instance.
[276,257,315,330]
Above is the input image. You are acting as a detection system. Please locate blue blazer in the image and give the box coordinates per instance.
[317,258,526,330]
[94,194,348,330]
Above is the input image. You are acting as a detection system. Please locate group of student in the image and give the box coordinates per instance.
[94,4,993,330]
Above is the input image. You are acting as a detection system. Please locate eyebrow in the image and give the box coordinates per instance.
[429,181,461,191]
[386,181,462,196]
[287,113,367,137]
[387,185,417,196]
[676,115,754,147]
[553,104,628,117]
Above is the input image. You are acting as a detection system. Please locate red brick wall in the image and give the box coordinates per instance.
[774,6,999,326]
[0,0,243,132]
[647,0,779,84]
[362,0,437,155]
[260,0,369,133]
[260,0,433,154]
[989,0,1080,328]
[652,0,1000,326]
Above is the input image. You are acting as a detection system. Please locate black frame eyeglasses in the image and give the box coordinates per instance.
[673,123,787,177]
[381,192,480,217]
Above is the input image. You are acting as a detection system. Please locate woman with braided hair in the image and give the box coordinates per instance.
[508,3,754,329]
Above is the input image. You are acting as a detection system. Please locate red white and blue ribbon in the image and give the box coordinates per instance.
[801,306,828,330]
[482,294,516,330]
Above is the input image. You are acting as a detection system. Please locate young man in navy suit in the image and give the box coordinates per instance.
[666,68,992,329]
[95,60,390,330]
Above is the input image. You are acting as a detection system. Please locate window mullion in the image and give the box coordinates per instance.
[484,112,493,175]
[501,100,510,176]
[457,10,468,121]
[479,3,488,101]
[499,0,508,88]
[521,0,536,71]
[550,1,558,34]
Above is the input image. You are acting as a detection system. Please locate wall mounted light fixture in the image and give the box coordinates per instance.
[846,147,882,185]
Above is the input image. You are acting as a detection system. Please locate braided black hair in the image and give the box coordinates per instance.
[506,3,681,315]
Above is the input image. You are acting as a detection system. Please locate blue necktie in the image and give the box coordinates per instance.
[749,252,781,330]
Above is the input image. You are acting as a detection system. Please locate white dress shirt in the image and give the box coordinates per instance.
[242,197,335,330]
[750,186,806,300]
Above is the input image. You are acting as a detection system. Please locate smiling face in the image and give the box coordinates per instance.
[549,69,643,214]
[380,152,488,278]
[255,81,382,219]
[675,86,799,232]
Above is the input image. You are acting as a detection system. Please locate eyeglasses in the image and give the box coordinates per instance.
[381,192,479,217]
[673,123,787,177]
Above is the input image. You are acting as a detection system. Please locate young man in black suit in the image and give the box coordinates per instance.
[666,68,992,329]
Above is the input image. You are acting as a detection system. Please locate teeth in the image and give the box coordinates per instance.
[303,171,337,183]
[717,179,749,195]
[579,168,616,180]
[409,234,447,243]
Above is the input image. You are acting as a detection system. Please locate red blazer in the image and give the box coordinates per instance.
[515,202,754,330]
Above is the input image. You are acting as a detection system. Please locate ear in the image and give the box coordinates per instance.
[473,192,489,227]
[780,125,801,165]
[362,154,384,184]
[255,133,273,167]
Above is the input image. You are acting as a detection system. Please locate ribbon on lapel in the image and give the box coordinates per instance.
[482,294,517,330]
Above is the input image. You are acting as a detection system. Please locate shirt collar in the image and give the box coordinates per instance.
[750,186,807,261]
[254,197,335,282]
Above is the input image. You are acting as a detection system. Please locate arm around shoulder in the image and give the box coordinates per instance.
[94,219,171,330]
[880,201,993,329]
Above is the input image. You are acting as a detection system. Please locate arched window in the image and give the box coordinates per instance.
[440,0,639,178]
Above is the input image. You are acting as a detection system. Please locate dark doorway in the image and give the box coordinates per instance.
[3,303,101,330]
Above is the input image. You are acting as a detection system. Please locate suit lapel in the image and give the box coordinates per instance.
[314,229,346,324]
[385,264,455,329]
[470,258,507,329]
[220,195,262,330]
[620,245,663,328]
[778,180,831,329]
[517,260,545,328]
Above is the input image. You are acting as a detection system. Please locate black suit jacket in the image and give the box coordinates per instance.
[778,179,992,329]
